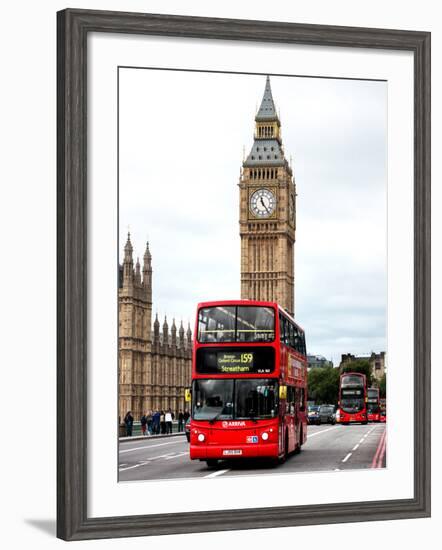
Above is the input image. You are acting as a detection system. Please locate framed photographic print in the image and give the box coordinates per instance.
[57,8,431,541]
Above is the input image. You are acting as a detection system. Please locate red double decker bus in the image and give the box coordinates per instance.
[189,300,308,467]
[337,372,368,425]
[367,387,381,422]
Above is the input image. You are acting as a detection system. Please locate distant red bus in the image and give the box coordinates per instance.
[380,398,387,422]
[189,300,308,467]
[337,372,368,425]
[367,387,381,422]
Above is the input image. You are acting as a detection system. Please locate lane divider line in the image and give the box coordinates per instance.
[342,453,352,463]
[352,443,360,451]
[204,469,230,479]
[164,452,188,461]
[308,426,339,438]
[119,441,180,454]
[119,453,176,471]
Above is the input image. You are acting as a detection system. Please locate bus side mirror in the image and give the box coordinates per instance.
[185,388,191,402]
[279,385,287,399]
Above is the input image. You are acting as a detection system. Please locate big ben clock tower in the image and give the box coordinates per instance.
[239,76,296,316]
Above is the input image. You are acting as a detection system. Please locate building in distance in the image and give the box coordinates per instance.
[307,354,334,371]
[339,351,386,383]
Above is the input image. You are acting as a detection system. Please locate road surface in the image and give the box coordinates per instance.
[119,423,386,482]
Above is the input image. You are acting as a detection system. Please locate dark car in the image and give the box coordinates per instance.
[318,404,336,425]
[307,405,321,425]
[185,417,191,442]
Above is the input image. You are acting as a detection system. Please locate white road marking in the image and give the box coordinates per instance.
[119,464,142,472]
[204,469,230,478]
[118,453,176,471]
[164,452,188,460]
[352,444,360,451]
[307,426,339,438]
[119,441,180,454]
[334,468,341,471]
[342,453,352,463]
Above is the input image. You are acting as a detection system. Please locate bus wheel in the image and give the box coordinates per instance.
[205,459,219,469]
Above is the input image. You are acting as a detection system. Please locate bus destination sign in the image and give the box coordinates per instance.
[196,347,275,374]
[342,388,363,396]
[217,352,254,373]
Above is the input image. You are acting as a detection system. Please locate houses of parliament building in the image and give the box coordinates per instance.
[118,76,297,421]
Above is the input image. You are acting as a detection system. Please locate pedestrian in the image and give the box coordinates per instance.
[160,411,166,434]
[146,410,153,435]
[183,409,190,422]
[140,413,147,436]
[178,410,184,432]
[124,411,134,437]
[165,409,173,434]
[152,410,160,434]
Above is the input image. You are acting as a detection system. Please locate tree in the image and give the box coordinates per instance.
[307,367,340,405]
[379,373,387,398]
[340,358,373,387]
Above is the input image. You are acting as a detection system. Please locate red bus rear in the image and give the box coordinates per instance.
[367,387,381,422]
[189,300,308,466]
[337,372,368,425]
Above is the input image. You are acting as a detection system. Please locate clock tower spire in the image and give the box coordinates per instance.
[239,76,296,316]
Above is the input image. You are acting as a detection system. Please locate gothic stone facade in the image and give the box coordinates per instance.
[239,76,296,316]
[118,234,192,422]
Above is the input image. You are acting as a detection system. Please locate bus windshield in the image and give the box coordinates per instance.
[341,374,364,387]
[192,378,278,420]
[197,306,275,343]
[341,397,364,413]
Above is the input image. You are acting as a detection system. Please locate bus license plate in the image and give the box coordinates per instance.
[223,449,242,455]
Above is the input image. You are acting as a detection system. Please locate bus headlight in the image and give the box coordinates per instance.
[261,432,269,441]
[197,433,205,442]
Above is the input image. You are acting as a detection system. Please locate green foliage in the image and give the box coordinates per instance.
[340,359,373,387]
[379,373,387,398]
[308,367,340,405]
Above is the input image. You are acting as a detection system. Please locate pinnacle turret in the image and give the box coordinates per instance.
[153,312,160,341]
[163,316,169,345]
[171,318,177,345]
[124,232,133,262]
[122,232,134,286]
[255,75,279,122]
[243,76,287,169]
[135,257,141,284]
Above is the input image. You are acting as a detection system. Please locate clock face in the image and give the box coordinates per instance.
[250,188,276,218]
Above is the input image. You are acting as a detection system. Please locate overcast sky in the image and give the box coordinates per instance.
[119,69,387,366]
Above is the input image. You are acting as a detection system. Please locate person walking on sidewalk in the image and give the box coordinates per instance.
[178,410,184,432]
[152,410,160,435]
[160,411,166,434]
[165,409,173,434]
[140,413,147,436]
[124,411,134,437]
[146,410,153,435]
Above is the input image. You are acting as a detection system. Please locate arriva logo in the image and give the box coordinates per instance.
[222,421,246,427]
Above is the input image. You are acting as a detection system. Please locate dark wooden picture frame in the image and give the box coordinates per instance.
[57,8,431,541]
